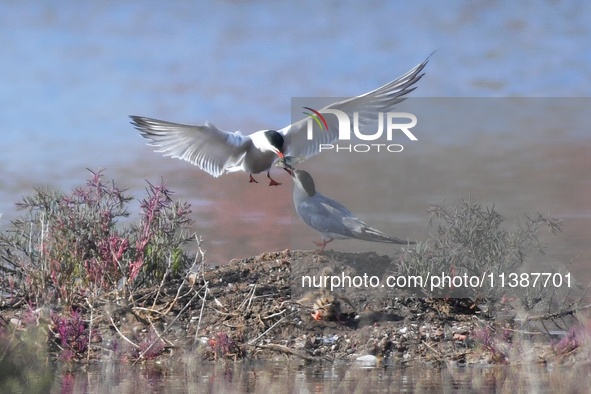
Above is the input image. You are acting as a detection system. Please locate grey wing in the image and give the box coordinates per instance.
[313,203,357,237]
[298,195,355,236]
[130,115,248,177]
[310,196,411,244]
[279,56,429,158]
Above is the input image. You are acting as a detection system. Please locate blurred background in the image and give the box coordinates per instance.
[1,1,589,279]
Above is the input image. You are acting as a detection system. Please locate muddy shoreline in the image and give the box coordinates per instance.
[4,249,583,369]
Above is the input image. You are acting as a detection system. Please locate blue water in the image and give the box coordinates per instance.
[1,1,590,266]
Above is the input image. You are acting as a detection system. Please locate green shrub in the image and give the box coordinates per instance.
[398,197,562,311]
[0,170,195,307]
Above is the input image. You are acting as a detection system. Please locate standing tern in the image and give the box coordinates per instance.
[130,56,429,185]
[285,168,416,250]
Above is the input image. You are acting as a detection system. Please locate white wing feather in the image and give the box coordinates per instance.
[130,116,248,177]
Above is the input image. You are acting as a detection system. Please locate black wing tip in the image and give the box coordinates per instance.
[383,237,417,245]
[128,115,217,132]
[129,115,151,126]
[408,50,437,78]
[380,51,435,98]
[389,231,417,243]
[379,51,434,97]
[418,50,437,67]
[375,230,417,245]
[128,115,171,136]
[128,115,158,140]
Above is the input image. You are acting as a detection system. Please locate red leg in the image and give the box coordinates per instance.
[267,171,281,186]
[249,174,259,183]
[313,238,333,251]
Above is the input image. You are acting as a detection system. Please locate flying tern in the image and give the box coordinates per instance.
[130,57,429,185]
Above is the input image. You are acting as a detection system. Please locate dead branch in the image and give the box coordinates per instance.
[248,315,287,345]
[134,283,204,364]
[107,312,140,349]
[193,282,209,346]
[524,303,591,322]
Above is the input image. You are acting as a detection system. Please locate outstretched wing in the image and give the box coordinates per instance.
[130,115,249,177]
[279,56,429,159]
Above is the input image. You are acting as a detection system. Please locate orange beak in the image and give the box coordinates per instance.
[311,310,323,321]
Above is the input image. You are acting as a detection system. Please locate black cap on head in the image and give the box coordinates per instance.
[264,130,284,153]
[294,170,316,196]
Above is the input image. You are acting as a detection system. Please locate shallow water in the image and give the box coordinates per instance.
[30,360,589,393]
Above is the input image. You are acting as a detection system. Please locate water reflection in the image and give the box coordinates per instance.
[48,360,587,393]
